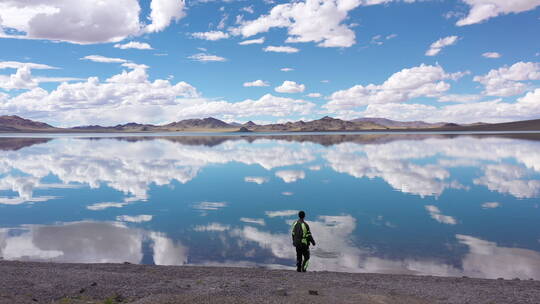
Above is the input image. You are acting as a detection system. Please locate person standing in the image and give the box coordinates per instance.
[291,210,316,272]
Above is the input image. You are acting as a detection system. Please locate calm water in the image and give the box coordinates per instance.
[1,133,539,279]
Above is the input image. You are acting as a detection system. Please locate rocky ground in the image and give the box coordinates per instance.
[0,260,539,304]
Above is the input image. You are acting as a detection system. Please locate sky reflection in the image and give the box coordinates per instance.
[0,134,539,279]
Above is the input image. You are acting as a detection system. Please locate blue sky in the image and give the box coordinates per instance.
[0,0,539,126]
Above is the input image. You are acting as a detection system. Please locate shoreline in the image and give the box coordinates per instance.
[1,260,539,303]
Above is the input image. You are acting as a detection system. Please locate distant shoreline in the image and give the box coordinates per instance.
[2,129,540,138]
[1,260,538,303]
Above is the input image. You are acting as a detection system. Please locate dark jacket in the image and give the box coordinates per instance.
[291,219,316,247]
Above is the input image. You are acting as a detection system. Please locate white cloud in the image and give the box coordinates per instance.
[145,0,186,33]
[188,53,227,62]
[243,80,270,87]
[87,202,129,211]
[192,201,228,211]
[275,170,306,183]
[307,93,322,98]
[437,94,482,103]
[457,0,540,26]
[474,163,540,198]
[0,222,188,266]
[231,0,362,48]
[275,80,306,93]
[425,36,459,56]
[0,0,142,44]
[116,215,153,223]
[265,210,298,218]
[356,88,540,123]
[425,205,457,225]
[193,223,230,231]
[81,55,128,64]
[324,64,462,112]
[241,6,255,14]
[191,31,230,41]
[240,217,265,225]
[263,46,299,53]
[481,202,500,209]
[473,61,540,97]
[482,52,501,58]
[0,66,38,90]
[114,41,154,50]
[0,61,58,70]
[280,68,294,72]
[244,176,269,184]
[238,37,265,45]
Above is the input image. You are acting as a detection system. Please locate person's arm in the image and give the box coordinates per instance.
[305,223,316,246]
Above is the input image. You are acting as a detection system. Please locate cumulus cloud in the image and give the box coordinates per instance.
[244,176,269,184]
[0,0,185,44]
[307,93,322,98]
[145,0,186,33]
[481,202,500,209]
[243,80,270,87]
[240,218,265,226]
[191,31,230,40]
[231,0,363,48]
[473,61,540,96]
[280,68,294,72]
[275,80,306,93]
[425,36,459,56]
[0,66,38,90]
[188,53,227,62]
[116,215,153,223]
[238,37,265,45]
[456,0,540,26]
[356,88,540,123]
[425,205,457,225]
[114,41,154,50]
[193,223,230,231]
[482,52,501,58]
[324,64,463,112]
[473,163,540,198]
[263,46,300,53]
[275,170,306,183]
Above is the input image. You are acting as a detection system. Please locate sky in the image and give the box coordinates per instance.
[0,0,539,127]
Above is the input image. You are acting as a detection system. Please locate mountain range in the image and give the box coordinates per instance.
[0,115,539,133]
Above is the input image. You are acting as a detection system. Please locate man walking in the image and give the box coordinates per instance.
[291,210,316,272]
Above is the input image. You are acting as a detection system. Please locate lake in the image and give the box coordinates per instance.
[0,133,539,280]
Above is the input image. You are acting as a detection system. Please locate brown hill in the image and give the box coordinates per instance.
[431,118,540,132]
[250,116,385,132]
[165,117,234,130]
[0,115,55,131]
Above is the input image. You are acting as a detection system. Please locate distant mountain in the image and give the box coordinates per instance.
[352,117,447,129]
[165,117,234,130]
[249,116,385,132]
[2,115,540,133]
[0,115,55,131]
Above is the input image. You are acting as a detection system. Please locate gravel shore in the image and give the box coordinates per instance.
[0,260,539,304]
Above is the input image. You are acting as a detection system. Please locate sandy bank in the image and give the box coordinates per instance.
[0,260,538,303]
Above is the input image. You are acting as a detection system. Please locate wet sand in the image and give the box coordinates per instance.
[0,260,539,303]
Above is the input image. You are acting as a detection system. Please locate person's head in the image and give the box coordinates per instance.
[298,210,305,219]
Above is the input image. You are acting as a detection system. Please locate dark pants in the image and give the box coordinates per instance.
[295,244,310,272]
